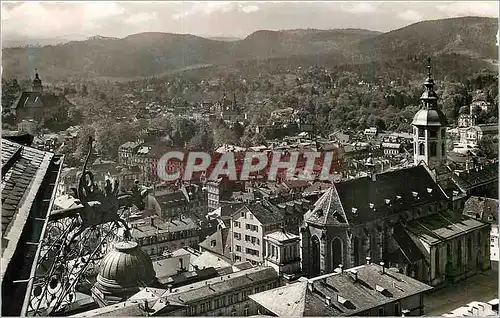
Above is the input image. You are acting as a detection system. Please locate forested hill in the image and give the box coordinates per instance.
[1,17,497,81]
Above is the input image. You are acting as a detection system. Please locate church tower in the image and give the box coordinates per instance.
[32,70,43,92]
[412,58,448,170]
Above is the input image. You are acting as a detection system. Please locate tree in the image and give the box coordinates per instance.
[478,135,498,159]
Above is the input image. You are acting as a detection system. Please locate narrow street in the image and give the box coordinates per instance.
[424,268,498,316]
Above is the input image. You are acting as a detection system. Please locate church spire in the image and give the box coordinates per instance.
[32,68,43,92]
[420,57,438,110]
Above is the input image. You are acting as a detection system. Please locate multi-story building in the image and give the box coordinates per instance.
[118,141,142,165]
[130,216,200,256]
[463,196,499,262]
[459,124,498,147]
[75,266,280,317]
[250,263,433,316]
[231,202,285,266]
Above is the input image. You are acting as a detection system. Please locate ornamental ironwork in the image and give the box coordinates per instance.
[26,137,149,316]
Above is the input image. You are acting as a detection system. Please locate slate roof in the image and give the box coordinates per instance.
[463,196,498,225]
[405,210,489,246]
[452,163,498,192]
[250,264,432,316]
[305,165,448,226]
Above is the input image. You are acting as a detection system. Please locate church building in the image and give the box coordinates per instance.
[300,59,492,287]
[9,71,74,125]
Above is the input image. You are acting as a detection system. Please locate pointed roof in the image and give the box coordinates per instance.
[412,57,448,127]
[303,187,348,226]
[249,282,312,316]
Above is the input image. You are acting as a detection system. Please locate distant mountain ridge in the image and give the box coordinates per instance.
[1,17,497,81]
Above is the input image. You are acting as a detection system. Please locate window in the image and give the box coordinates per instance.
[430,142,437,156]
[446,243,452,262]
[234,233,241,240]
[234,221,240,228]
[211,240,216,247]
[419,143,425,155]
[378,307,385,316]
[457,240,462,266]
[236,245,241,252]
[244,305,250,316]
[245,235,251,242]
[249,214,253,219]
[230,308,237,316]
[418,129,424,137]
[430,129,437,138]
[251,236,257,244]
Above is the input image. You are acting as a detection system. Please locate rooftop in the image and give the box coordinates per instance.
[405,210,489,246]
[304,165,448,226]
[463,196,498,224]
[249,264,432,316]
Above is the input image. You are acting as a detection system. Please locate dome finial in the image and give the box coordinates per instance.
[426,57,432,78]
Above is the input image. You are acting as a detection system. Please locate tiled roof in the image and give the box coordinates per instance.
[463,196,498,225]
[306,165,448,226]
[130,216,199,239]
[1,139,63,316]
[452,163,498,191]
[2,139,52,268]
[250,264,432,316]
[405,210,489,246]
[236,201,285,225]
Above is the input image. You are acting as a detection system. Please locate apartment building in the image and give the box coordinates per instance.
[231,202,285,265]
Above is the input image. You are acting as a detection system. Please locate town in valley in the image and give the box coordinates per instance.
[1,2,499,317]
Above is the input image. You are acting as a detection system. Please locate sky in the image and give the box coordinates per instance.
[1,1,498,40]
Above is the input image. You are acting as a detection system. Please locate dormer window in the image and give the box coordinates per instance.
[385,199,391,205]
[316,209,324,217]
[337,295,348,305]
[427,188,433,194]
[369,203,375,209]
[396,195,402,201]
[352,208,358,215]
[376,285,386,293]
[412,191,419,199]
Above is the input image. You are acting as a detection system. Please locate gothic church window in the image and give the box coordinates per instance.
[331,238,343,269]
[419,143,425,155]
[430,142,437,156]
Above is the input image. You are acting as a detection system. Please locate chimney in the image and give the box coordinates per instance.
[380,262,385,274]
[366,256,371,265]
[307,281,315,292]
[371,172,377,182]
[338,264,343,273]
[168,284,173,292]
[144,299,149,312]
[352,270,358,282]
[179,258,184,270]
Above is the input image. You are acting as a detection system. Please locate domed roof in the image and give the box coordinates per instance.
[412,108,448,127]
[96,241,156,294]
